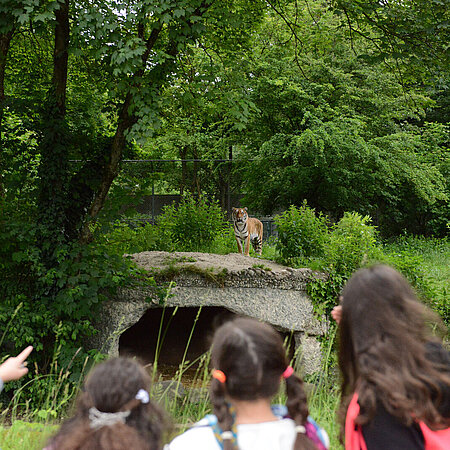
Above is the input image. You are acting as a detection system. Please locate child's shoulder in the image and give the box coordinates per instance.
[166,417,219,450]
[271,404,330,450]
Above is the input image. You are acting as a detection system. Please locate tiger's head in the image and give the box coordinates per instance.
[232,207,248,224]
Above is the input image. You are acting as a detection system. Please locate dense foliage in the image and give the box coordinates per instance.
[138,2,449,237]
[155,195,230,252]
[0,0,267,404]
[273,204,448,326]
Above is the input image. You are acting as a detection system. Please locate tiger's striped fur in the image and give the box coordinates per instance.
[232,207,263,256]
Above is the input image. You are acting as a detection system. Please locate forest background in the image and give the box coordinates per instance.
[0,0,448,448]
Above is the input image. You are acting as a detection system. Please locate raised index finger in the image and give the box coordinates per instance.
[16,346,33,363]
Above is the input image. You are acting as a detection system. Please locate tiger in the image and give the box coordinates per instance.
[231,207,263,256]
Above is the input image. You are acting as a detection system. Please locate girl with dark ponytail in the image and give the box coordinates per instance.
[167,317,329,450]
[44,357,168,450]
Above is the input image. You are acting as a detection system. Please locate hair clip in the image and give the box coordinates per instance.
[135,389,150,404]
[212,369,227,383]
[282,366,294,379]
[295,425,306,434]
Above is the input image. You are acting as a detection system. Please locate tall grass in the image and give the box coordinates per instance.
[0,350,89,449]
[0,421,56,450]
[382,235,449,326]
[383,235,449,294]
[0,304,342,449]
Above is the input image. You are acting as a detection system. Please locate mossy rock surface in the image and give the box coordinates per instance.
[129,251,325,289]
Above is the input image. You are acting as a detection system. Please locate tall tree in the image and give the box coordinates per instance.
[0,0,265,248]
[238,2,448,235]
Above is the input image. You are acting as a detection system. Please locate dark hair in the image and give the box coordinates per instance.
[338,265,450,440]
[209,317,317,450]
[46,357,167,450]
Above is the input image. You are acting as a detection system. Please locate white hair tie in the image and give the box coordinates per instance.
[135,389,150,404]
[88,407,130,429]
[88,389,149,429]
[295,425,306,434]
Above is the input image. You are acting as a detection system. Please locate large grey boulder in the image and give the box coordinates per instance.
[89,252,329,376]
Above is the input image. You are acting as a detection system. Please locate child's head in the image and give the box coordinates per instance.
[338,265,449,430]
[210,317,316,450]
[339,264,429,363]
[48,357,166,450]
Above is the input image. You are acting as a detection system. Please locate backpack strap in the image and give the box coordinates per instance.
[271,404,330,449]
[419,422,450,450]
[345,393,368,450]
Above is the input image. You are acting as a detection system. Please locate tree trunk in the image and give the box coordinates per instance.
[217,163,226,210]
[36,0,70,252]
[228,146,233,214]
[79,93,136,243]
[64,20,158,242]
[53,0,69,115]
[192,147,201,196]
[0,30,14,198]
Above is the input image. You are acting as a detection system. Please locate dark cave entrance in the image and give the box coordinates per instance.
[118,306,237,378]
[119,306,295,381]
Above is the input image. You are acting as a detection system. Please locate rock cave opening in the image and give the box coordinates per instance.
[119,306,295,381]
[119,306,237,379]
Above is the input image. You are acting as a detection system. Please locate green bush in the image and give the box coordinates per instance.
[0,215,155,410]
[155,195,229,252]
[101,220,158,255]
[274,202,328,264]
[324,212,378,277]
[205,226,237,255]
[307,270,347,319]
[381,250,427,289]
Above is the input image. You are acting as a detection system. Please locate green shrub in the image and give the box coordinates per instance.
[274,201,328,265]
[101,220,158,255]
[0,215,155,410]
[381,250,427,289]
[156,194,229,252]
[307,270,347,319]
[205,226,237,254]
[324,212,378,277]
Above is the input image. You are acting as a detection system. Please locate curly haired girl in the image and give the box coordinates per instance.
[44,357,168,450]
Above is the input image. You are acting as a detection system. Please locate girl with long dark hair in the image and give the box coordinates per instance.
[167,317,329,450]
[44,357,168,450]
[333,265,450,449]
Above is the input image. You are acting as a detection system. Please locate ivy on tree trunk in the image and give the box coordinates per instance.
[0,29,13,198]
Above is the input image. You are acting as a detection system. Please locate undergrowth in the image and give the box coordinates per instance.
[0,305,344,449]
